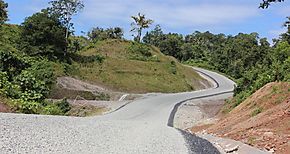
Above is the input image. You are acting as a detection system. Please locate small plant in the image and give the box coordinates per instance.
[251,107,263,117]
[95,92,110,101]
[247,137,256,146]
[170,61,177,74]
[128,42,152,57]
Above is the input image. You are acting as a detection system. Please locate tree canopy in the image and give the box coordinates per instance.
[20,9,67,59]
[88,27,124,42]
[0,0,8,24]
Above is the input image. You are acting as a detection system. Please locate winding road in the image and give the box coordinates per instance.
[0,67,236,154]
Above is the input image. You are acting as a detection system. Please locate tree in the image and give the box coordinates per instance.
[21,9,67,59]
[106,27,124,39]
[143,25,164,47]
[87,27,123,41]
[281,17,290,43]
[130,13,153,42]
[158,33,183,60]
[0,0,8,24]
[48,0,84,54]
[260,0,284,8]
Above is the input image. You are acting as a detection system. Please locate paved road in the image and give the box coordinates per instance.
[0,68,235,154]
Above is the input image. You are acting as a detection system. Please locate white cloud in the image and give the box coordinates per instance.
[269,29,287,36]
[79,0,259,28]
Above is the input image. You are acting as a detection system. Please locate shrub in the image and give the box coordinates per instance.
[170,61,177,74]
[251,107,263,117]
[127,42,160,62]
[14,99,42,114]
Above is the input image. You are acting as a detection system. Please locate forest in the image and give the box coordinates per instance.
[143,25,289,111]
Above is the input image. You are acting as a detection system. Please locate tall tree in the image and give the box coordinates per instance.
[21,9,67,59]
[48,0,84,54]
[130,13,153,42]
[0,0,8,24]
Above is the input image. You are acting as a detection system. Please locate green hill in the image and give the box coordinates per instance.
[56,39,209,93]
[0,24,209,115]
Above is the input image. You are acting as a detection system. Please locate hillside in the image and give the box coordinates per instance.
[53,39,210,94]
[201,82,290,154]
[0,24,211,115]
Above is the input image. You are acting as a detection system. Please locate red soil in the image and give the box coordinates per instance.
[192,82,290,154]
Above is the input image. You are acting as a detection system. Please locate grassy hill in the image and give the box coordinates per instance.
[55,39,209,93]
[0,24,209,115]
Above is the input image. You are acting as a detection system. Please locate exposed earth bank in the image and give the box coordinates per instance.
[186,82,289,154]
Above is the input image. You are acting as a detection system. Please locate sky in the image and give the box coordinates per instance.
[4,0,290,42]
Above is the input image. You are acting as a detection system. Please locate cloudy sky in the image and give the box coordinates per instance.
[5,0,290,42]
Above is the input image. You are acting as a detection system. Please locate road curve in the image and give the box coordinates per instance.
[0,67,236,154]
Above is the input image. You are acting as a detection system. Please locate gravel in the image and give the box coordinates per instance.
[0,67,236,154]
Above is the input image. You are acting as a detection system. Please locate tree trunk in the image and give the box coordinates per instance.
[137,28,142,43]
[64,24,69,57]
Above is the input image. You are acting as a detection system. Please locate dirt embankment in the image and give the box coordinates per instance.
[0,100,11,113]
[191,82,290,154]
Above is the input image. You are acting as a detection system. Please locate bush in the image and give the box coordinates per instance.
[251,107,263,117]
[15,70,50,101]
[14,99,42,114]
[127,42,159,62]
[20,9,67,59]
[42,99,71,115]
[170,61,177,74]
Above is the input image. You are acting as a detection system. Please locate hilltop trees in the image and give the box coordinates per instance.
[21,9,67,59]
[88,27,124,42]
[0,0,8,24]
[130,13,153,42]
[48,0,84,54]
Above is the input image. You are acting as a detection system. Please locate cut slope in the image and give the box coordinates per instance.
[65,39,210,93]
[204,82,290,153]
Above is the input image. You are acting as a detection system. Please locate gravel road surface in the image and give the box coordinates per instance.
[0,68,235,154]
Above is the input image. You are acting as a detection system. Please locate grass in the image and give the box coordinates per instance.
[62,39,206,93]
[251,107,263,117]
[67,105,108,117]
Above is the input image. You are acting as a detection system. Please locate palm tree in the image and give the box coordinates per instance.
[130,13,153,42]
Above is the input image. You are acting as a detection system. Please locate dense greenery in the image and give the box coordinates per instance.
[144,26,290,110]
[20,9,67,59]
[0,0,77,114]
[48,0,84,54]
[88,27,124,42]
[0,0,8,24]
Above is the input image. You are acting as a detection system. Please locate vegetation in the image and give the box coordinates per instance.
[48,0,84,54]
[20,9,67,60]
[0,0,8,24]
[130,13,153,42]
[0,0,288,116]
[143,24,289,111]
[88,27,124,42]
[67,39,205,93]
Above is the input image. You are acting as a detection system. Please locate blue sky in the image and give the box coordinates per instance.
[5,0,290,42]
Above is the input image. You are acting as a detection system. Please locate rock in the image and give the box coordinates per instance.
[268,148,275,153]
[263,132,274,137]
[224,145,239,153]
